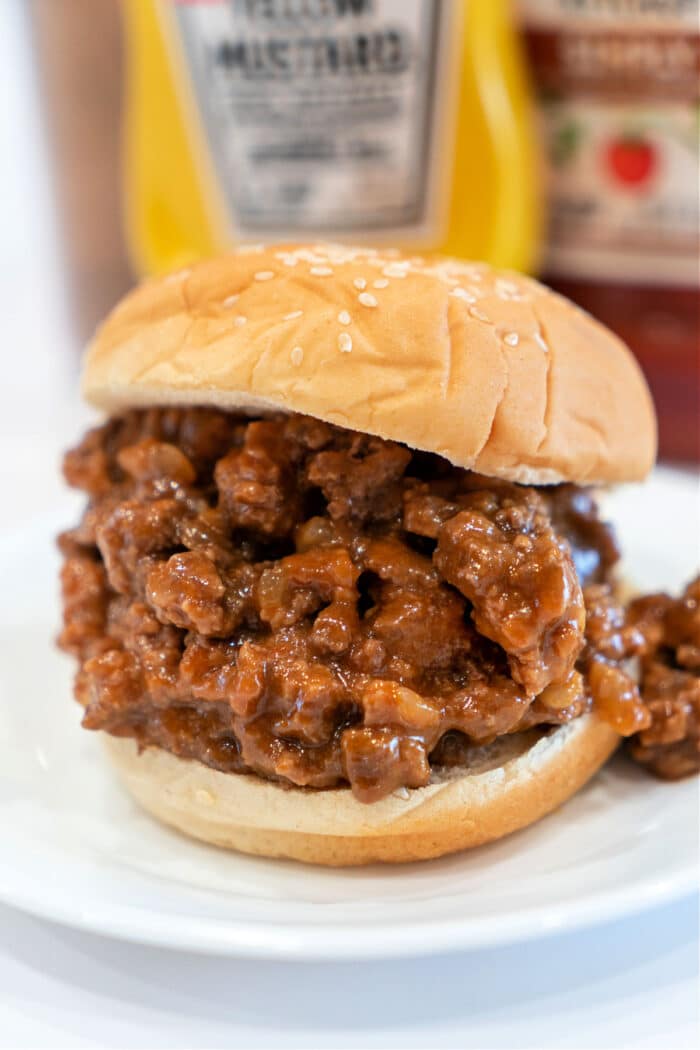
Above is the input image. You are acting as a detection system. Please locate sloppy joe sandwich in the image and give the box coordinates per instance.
[59,243,671,865]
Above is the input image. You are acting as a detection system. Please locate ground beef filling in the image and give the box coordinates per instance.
[60,408,654,803]
[625,579,700,779]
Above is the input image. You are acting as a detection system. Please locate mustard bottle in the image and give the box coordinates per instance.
[122,0,539,275]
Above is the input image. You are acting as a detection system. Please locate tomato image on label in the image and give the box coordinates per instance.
[604,137,658,190]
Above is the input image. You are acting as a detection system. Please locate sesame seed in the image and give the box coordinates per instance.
[468,306,492,324]
[310,266,333,276]
[222,294,239,307]
[503,332,520,347]
[283,310,303,321]
[353,277,367,290]
[281,256,298,267]
[496,279,520,296]
[373,278,389,289]
[290,346,304,366]
[254,270,275,281]
[534,331,550,353]
[338,332,353,353]
[382,264,407,278]
[450,286,477,304]
[358,292,378,308]
[338,310,351,325]
[463,267,484,282]
[233,316,247,327]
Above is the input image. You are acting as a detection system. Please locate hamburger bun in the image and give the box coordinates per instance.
[105,716,620,866]
[84,243,656,486]
[80,243,654,865]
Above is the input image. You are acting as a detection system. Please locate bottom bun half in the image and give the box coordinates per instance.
[103,715,620,866]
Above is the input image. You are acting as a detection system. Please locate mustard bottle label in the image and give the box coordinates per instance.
[162,0,460,243]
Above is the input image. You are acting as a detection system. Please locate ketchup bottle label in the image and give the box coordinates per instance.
[518,0,700,287]
[163,0,460,243]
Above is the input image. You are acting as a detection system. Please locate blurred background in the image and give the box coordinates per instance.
[4,0,699,461]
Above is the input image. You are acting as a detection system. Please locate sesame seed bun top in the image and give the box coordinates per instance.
[83,243,657,485]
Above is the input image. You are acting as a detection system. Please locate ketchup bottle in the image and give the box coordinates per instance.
[518,0,700,462]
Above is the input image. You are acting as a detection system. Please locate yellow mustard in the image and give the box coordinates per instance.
[122,0,540,275]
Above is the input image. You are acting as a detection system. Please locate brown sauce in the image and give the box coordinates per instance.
[59,407,692,803]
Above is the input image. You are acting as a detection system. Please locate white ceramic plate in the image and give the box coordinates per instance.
[0,469,697,960]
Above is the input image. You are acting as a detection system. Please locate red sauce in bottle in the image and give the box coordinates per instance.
[519,0,699,462]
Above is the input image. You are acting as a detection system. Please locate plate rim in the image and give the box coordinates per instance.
[0,859,696,960]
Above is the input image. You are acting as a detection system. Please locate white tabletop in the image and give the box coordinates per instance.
[0,897,697,1049]
[0,2,697,1047]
